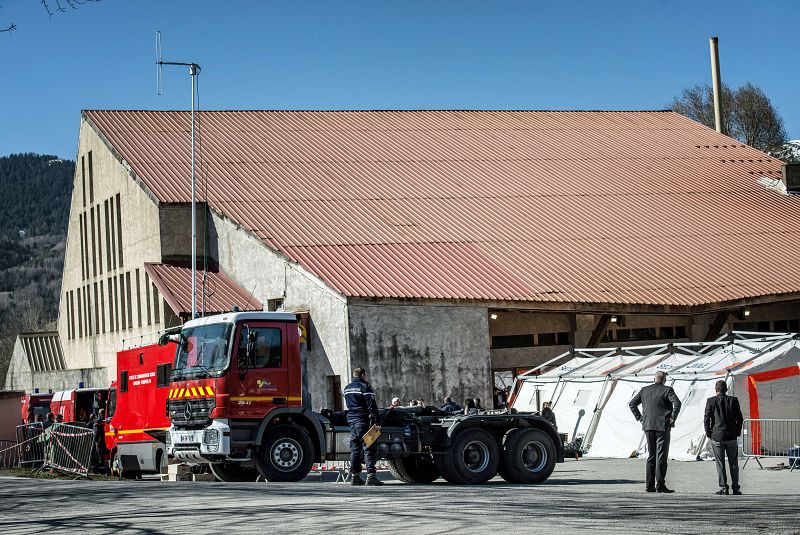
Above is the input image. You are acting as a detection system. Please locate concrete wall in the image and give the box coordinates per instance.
[55,119,170,388]
[348,302,491,408]
[5,338,33,393]
[0,394,24,440]
[159,203,208,262]
[209,212,349,410]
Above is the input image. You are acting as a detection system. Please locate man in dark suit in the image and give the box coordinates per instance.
[629,371,682,493]
[704,380,744,495]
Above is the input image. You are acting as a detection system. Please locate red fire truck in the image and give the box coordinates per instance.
[51,387,109,422]
[105,344,174,476]
[20,391,54,424]
[164,311,563,484]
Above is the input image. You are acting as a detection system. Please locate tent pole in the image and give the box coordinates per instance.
[583,374,613,450]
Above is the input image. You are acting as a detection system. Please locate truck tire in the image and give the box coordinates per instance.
[210,462,260,482]
[435,428,499,485]
[387,455,440,484]
[498,428,556,484]
[255,424,315,482]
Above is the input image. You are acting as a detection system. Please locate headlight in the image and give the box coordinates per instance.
[165,432,171,448]
[203,428,220,451]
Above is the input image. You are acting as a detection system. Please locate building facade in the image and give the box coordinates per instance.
[6,110,800,410]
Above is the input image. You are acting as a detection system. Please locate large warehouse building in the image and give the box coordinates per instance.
[6,109,800,409]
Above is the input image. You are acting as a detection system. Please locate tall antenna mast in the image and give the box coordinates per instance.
[156,31,202,319]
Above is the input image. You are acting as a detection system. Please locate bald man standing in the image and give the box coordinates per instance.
[629,371,682,493]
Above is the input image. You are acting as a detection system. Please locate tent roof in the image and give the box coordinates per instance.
[520,332,799,381]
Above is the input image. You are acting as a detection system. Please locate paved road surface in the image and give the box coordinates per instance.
[1,458,797,534]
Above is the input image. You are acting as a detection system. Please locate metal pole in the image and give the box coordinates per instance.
[190,64,198,319]
[709,37,724,135]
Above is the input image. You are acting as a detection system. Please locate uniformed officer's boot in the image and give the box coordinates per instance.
[365,473,384,486]
[350,473,365,486]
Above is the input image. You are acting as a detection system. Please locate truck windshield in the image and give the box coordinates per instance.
[173,323,233,376]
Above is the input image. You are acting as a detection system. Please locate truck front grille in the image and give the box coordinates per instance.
[169,397,215,428]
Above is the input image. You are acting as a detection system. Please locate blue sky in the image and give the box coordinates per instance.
[2,0,798,159]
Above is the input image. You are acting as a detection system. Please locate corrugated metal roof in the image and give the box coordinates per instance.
[19,332,66,373]
[144,263,262,315]
[85,110,800,307]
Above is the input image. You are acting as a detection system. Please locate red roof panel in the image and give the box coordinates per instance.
[145,263,262,315]
[86,110,800,307]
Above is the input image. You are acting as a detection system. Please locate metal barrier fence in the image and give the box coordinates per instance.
[0,439,20,468]
[741,419,800,470]
[42,423,94,478]
[15,423,46,467]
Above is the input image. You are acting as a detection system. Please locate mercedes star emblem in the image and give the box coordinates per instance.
[184,401,192,420]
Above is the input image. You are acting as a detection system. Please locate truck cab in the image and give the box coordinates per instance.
[165,311,315,480]
[20,392,54,424]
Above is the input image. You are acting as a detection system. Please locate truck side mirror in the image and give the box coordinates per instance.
[238,325,254,378]
[157,333,169,346]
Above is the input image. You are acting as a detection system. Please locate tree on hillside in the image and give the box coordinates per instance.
[670,82,787,152]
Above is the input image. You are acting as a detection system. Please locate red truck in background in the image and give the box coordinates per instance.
[51,388,109,423]
[20,391,54,424]
[105,344,174,476]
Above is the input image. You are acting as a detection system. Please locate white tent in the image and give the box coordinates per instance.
[512,332,800,460]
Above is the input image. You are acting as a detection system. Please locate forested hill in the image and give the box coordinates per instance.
[0,153,74,389]
[0,154,73,240]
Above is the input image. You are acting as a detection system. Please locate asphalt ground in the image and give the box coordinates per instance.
[1,457,798,534]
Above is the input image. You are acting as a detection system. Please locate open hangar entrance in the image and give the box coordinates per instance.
[487,301,800,398]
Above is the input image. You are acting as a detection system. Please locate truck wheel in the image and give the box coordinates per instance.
[210,462,260,482]
[499,428,556,484]
[255,424,315,482]
[387,455,440,484]
[113,450,137,480]
[435,428,499,485]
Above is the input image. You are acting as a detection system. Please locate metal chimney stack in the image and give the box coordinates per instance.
[709,37,724,135]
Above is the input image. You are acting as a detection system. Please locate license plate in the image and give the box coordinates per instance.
[178,433,196,443]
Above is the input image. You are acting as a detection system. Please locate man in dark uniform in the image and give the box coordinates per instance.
[92,408,107,473]
[629,371,682,493]
[704,380,744,495]
[343,367,382,486]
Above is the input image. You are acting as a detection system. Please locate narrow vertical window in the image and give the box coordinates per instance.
[88,151,94,203]
[152,284,161,324]
[107,279,114,332]
[126,271,133,330]
[135,269,143,327]
[86,284,95,336]
[113,276,119,332]
[83,213,90,279]
[81,155,86,207]
[83,284,92,336]
[99,282,106,334]
[116,193,124,267]
[90,208,97,277]
[66,293,72,340]
[79,215,86,280]
[119,273,126,330]
[68,291,74,340]
[145,272,152,325]
[77,287,83,338]
[104,200,112,271]
[110,196,117,269]
[93,282,100,335]
[96,205,103,275]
